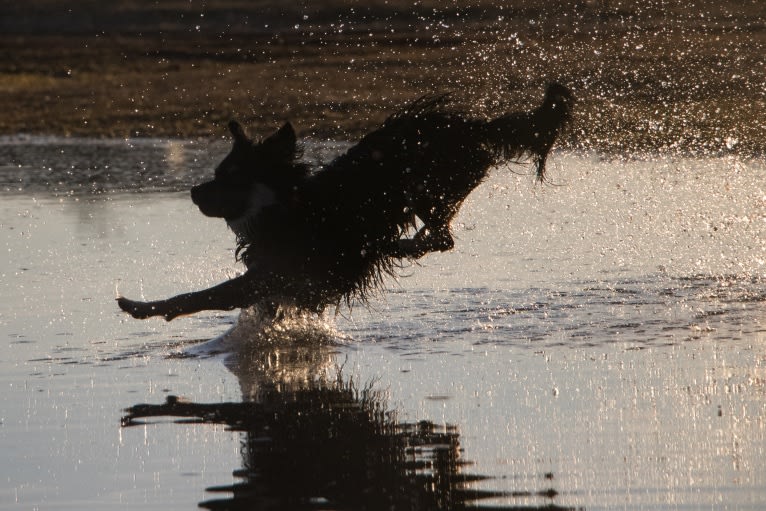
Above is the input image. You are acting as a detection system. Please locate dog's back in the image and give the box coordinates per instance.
[219,83,574,308]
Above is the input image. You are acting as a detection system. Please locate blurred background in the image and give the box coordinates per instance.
[1,0,764,155]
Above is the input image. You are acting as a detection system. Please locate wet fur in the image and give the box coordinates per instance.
[117,83,573,320]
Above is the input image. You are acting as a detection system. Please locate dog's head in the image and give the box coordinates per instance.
[191,121,300,222]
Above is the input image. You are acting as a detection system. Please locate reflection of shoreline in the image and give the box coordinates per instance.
[0,138,220,195]
[122,311,574,510]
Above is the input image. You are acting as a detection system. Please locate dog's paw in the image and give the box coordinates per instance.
[431,233,454,252]
[117,297,157,319]
[395,232,454,259]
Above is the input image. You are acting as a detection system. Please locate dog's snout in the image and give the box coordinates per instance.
[190,180,237,219]
[190,184,201,203]
[190,183,207,205]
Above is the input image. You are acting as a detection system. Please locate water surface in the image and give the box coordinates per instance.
[1,140,765,509]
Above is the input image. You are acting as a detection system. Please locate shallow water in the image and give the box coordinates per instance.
[1,140,766,510]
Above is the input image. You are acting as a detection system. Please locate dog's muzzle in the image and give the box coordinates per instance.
[190,181,233,218]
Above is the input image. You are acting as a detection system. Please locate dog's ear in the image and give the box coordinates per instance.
[261,122,297,161]
[228,120,251,144]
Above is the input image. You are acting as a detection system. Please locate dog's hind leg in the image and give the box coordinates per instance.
[396,222,455,259]
[395,198,458,258]
[117,271,263,321]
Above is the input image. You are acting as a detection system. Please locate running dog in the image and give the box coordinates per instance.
[117,82,573,321]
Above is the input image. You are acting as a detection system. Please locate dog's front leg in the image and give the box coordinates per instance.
[117,271,262,321]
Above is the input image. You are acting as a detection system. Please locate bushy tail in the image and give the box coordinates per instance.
[485,82,573,182]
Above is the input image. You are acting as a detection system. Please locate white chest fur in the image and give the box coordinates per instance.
[227,183,278,238]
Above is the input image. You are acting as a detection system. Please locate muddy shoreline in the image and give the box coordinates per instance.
[2,1,764,156]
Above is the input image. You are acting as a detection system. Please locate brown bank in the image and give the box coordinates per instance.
[1,0,764,156]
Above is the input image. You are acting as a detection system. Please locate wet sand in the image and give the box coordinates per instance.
[1,1,765,155]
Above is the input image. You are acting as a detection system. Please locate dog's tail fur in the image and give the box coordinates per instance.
[484,82,573,182]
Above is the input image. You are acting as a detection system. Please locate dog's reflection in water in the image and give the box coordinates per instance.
[123,308,570,510]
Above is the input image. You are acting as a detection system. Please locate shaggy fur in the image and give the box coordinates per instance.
[117,82,573,320]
